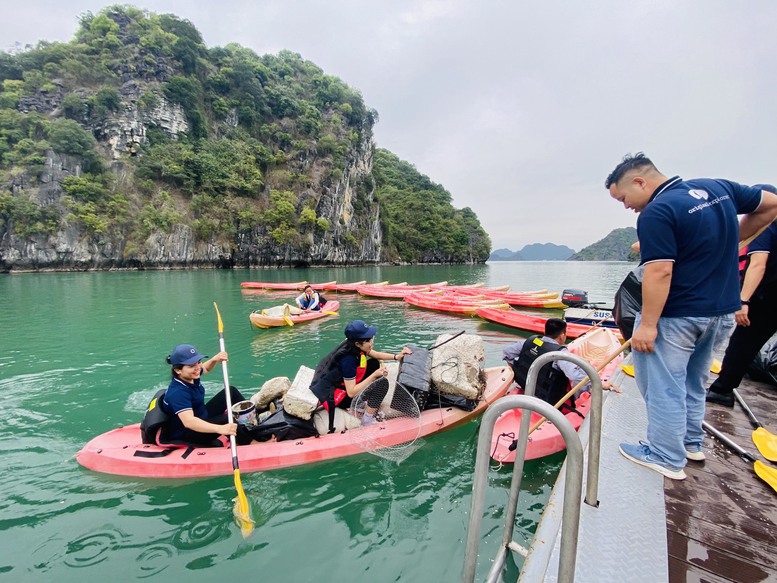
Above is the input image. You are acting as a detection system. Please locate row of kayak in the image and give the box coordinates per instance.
[242,279,567,308]
[76,325,625,479]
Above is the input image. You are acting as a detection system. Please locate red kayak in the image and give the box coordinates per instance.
[241,281,309,290]
[476,307,620,340]
[404,291,510,315]
[357,281,448,298]
[490,328,624,462]
[76,367,513,478]
[321,280,371,292]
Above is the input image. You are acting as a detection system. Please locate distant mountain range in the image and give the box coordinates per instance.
[491,227,639,262]
[489,243,575,261]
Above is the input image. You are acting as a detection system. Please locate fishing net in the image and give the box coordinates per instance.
[348,372,422,463]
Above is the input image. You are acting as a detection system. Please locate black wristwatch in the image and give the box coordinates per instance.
[741,300,750,306]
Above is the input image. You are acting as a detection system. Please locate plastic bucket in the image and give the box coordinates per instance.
[231,400,258,428]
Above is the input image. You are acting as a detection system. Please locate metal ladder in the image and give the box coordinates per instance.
[461,352,605,583]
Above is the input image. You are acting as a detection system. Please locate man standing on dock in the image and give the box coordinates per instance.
[605,153,777,480]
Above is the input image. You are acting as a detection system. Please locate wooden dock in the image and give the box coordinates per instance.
[666,376,777,583]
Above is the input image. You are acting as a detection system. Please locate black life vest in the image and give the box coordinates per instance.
[513,335,573,409]
[309,340,367,433]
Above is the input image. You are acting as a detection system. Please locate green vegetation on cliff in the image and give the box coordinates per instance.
[570,226,638,261]
[373,150,490,262]
[0,5,489,267]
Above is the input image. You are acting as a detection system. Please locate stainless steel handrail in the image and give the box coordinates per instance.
[461,352,604,583]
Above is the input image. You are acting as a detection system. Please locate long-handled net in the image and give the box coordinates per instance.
[348,371,422,463]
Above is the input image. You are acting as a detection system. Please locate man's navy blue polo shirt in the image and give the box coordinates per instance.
[637,176,762,317]
[747,223,777,295]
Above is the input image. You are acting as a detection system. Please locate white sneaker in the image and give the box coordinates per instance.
[685,449,705,461]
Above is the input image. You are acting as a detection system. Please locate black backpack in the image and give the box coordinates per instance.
[613,266,643,341]
[396,344,432,409]
[248,405,318,442]
[139,388,171,445]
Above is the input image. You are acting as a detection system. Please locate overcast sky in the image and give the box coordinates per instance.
[3,1,777,251]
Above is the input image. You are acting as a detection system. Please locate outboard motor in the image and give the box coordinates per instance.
[561,288,589,308]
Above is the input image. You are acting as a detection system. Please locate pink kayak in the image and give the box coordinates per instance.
[404,291,510,315]
[76,367,514,478]
[490,328,624,462]
[240,281,310,290]
[476,307,622,340]
[249,301,340,329]
[357,281,448,298]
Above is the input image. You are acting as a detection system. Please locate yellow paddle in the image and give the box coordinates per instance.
[703,420,777,494]
[620,359,721,378]
[733,389,777,462]
[213,302,254,537]
[527,339,632,435]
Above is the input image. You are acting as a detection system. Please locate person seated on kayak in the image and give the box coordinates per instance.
[502,319,614,411]
[309,320,412,430]
[159,343,250,447]
[295,285,325,312]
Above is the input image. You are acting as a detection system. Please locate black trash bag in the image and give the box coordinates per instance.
[396,344,432,409]
[747,331,777,386]
[248,404,318,442]
[613,265,643,341]
[423,389,478,412]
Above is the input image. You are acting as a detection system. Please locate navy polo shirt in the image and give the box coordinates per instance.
[637,176,762,317]
[747,223,777,295]
[161,376,208,439]
[339,353,358,381]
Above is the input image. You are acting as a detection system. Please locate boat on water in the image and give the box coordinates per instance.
[240,280,310,290]
[404,291,510,315]
[76,366,513,478]
[476,306,621,339]
[490,327,624,462]
[249,300,340,329]
[321,280,376,292]
[357,281,448,298]
[563,307,617,329]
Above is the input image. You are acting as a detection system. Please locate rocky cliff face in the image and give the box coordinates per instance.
[0,89,382,272]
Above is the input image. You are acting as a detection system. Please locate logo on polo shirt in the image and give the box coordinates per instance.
[688,189,709,200]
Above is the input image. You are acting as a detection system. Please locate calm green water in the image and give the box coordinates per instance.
[0,262,634,583]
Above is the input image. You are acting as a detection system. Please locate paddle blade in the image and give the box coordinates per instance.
[324,311,339,316]
[710,359,722,374]
[283,315,294,326]
[232,469,254,537]
[619,363,635,377]
[214,302,224,334]
[754,460,777,494]
[753,427,777,462]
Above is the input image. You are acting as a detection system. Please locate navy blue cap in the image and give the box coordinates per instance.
[344,320,378,340]
[168,344,207,366]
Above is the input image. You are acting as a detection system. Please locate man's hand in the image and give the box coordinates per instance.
[632,322,658,353]
[735,305,751,327]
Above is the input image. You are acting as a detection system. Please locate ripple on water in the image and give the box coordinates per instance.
[63,528,126,568]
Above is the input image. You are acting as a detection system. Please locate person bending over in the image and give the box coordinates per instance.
[502,318,610,412]
[606,152,777,480]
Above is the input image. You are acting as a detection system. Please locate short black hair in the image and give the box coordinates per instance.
[545,318,567,338]
[605,152,657,189]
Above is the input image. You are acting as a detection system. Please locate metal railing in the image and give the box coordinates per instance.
[461,352,604,583]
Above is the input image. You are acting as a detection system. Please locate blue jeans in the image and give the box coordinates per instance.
[632,313,735,469]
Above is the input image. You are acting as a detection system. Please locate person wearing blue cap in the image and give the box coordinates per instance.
[309,320,412,431]
[159,343,248,446]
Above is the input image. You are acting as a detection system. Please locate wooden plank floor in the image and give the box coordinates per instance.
[665,376,777,583]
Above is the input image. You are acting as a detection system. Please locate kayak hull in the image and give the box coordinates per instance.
[77,367,514,478]
[249,301,339,329]
[490,328,624,462]
[476,307,622,341]
[240,281,309,290]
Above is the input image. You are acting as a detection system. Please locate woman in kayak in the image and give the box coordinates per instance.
[159,343,250,447]
[309,320,412,430]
